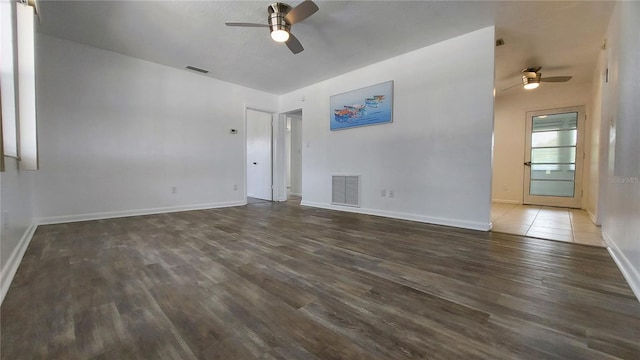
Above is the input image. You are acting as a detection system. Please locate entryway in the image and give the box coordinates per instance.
[491,104,605,247]
[245,107,303,205]
[491,203,605,247]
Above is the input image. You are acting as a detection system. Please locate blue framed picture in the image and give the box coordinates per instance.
[330,80,394,131]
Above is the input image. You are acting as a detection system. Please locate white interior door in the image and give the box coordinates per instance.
[524,106,585,208]
[246,109,273,200]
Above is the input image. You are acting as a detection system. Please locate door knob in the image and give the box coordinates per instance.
[524,161,532,166]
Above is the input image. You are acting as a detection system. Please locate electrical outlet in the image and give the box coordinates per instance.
[381,189,387,197]
[502,184,508,192]
[233,184,238,191]
[389,190,394,198]
[171,186,177,194]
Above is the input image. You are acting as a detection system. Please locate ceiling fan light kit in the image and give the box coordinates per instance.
[522,73,541,90]
[226,1,319,54]
[268,3,291,42]
[519,67,572,90]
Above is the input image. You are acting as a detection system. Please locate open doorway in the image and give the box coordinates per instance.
[283,109,302,204]
[491,101,604,247]
[246,108,274,202]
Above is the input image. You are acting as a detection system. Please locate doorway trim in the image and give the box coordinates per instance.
[244,105,279,203]
[281,109,303,201]
[523,105,586,208]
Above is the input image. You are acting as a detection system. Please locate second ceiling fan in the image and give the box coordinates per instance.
[520,66,572,90]
[225,0,319,54]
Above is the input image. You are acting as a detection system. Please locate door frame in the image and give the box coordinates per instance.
[523,105,586,208]
[244,105,278,202]
[282,109,303,199]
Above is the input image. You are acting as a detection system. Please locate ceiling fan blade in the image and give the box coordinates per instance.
[499,83,523,92]
[286,33,304,54]
[523,66,542,74]
[284,0,319,24]
[225,22,269,27]
[541,76,573,83]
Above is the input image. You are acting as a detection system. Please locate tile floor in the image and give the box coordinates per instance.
[491,203,606,247]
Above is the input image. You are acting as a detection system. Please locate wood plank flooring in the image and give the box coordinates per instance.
[2,199,639,359]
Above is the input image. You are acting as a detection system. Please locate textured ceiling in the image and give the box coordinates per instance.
[35,1,614,95]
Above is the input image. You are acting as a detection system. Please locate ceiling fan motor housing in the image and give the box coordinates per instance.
[522,73,541,89]
[268,3,292,35]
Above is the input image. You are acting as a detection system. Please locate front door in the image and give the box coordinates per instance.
[246,109,273,201]
[523,106,585,208]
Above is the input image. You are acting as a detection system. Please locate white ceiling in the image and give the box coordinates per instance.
[35,0,614,95]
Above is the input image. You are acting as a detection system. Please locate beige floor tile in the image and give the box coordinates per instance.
[528,226,573,236]
[492,204,517,211]
[492,224,530,235]
[526,230,573,242]
[500,213,538,221]
[491,203,602,246]
[531,220,573,230]
[571,214,593,224]
[536,214,571,221]
[573,231,603,241]
[572,223,601,233]
[574,237,606,247]
[508,208,541,215]
[493,220,535,229]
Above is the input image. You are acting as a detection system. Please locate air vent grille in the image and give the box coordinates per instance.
[332,175,360,207]
[186,65,209,74]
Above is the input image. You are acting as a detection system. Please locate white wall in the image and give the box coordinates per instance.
[280,27,495,231]
[34,35,278,223]
[599,1,640,300]
[1,159,36,304]
[493,82,592,205]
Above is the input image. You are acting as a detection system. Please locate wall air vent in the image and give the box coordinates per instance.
[332,175,360,207]
[186,65,209,74]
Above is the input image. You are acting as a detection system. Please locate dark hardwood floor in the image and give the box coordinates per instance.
[2,200,638,359]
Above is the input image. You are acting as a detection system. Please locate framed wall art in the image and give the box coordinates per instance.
[330,80,393,131]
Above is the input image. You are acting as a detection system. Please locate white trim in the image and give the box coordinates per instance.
[244,105,279,202]
[300,201,491,231]
[603,231,640,302]
[289,192,302,197]
[491,199,521,205]
[586,208,599,225]
[17,3,38,170]
[1,223,37,305]
[37,201,245,225]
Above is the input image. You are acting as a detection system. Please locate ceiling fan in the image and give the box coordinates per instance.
[225,0,319,54]
[518,67,572,90]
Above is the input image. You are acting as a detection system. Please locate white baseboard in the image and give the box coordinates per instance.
[1,223,37,305]
[300,201,491,231]
[603,231,640,302]
[37,201,246,225]
[491,199,521,205]
[289,192,302,197]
